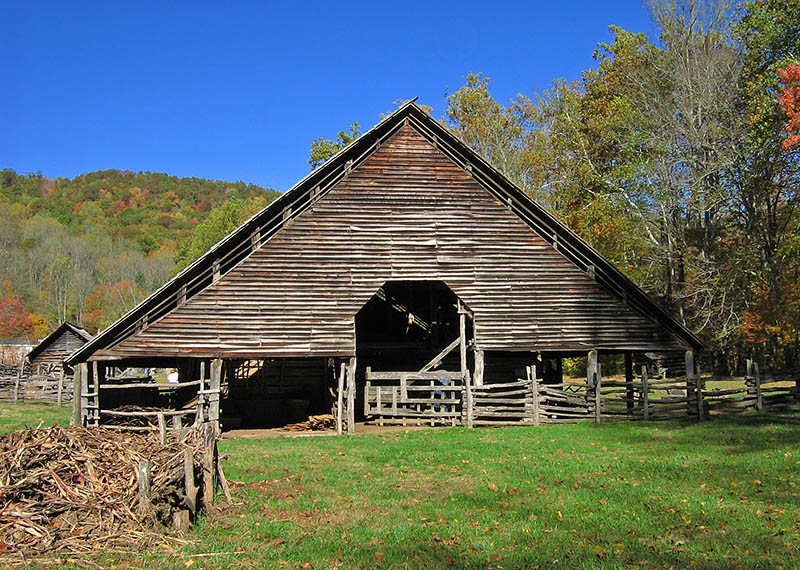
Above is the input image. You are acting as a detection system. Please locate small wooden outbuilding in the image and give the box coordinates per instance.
[28,322,92,375]
[65,102,702,432]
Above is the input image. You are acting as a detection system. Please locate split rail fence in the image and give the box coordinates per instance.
[0,363,72,405]
[364,357,800,427]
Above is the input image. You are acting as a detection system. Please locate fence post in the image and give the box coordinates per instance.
[79,362,89,427]
[754,361,762,411]
[72,364,82,426]
[641,365,649,421]
[57,368,64,406]
[685,350,703,420]
[209,358,222,437]
[528,365,540,427]
[336,362,345,435]
[625,353,634,417]
[13,363,22,403]
[586,349,599,422]
[594,363,602,423]
[137,460,152,516]
[346,356,356,434]
[91,361,100,427]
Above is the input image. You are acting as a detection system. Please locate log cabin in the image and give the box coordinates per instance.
[28,322,92,376]
[65,102,702,432]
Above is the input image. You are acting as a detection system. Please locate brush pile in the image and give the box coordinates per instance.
[284,414,336,431]
[0,426,205,561]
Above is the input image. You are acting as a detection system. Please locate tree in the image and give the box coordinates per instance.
[0,297,34,340]
[778,63,800,150]
[309,123,361,170]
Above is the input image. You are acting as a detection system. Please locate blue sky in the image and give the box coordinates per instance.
[2,1,657,191]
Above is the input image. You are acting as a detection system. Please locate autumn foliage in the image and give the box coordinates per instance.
[778,63,800,151]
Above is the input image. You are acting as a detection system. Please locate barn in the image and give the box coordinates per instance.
[65,102,702,433]
[28,322,92,375]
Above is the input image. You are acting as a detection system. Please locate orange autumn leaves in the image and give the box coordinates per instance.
[778,63,800,151]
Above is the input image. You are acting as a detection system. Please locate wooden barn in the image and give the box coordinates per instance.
[65,102,702,433]
[28,322,92,375]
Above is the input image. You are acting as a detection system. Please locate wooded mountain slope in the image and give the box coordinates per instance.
[0,169,278,339]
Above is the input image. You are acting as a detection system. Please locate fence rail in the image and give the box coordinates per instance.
[0,364,72,405]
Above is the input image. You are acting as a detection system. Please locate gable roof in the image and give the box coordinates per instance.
[29,321,92,362]
[67,102,702,365]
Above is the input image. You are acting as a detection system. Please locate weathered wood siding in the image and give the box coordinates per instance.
[30,330,88,374]
[99,124,686,359]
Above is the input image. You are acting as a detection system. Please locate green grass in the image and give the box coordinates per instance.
[0,401,71,432]
[2,405,799,569]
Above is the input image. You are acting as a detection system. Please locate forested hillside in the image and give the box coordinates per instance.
[0,169,278,339]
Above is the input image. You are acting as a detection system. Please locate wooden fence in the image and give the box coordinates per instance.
[364,359,799,427]
[0,363,72,405]
[364,368,463,426]
[73,360,221,444]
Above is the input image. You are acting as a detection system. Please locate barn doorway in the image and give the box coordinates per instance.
[355,280,471,425]
[356,280,467,371]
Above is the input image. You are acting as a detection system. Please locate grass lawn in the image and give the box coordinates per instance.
[2,404,799,569]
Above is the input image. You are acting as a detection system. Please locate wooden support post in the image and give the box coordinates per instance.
[79,362,89,427]
[209,358,222,437]
[624,352,634,415]
[72,364,82,426]
[196,362,206,426]
[201,425,215,507]
[594,363,602,424]
[587,350,598,386]
[57,368,64,406]
[216,451,233,504]
[587,349,598,420]
[346,356,356,434]
[336,362,344,435]
[183,448,197,516]
[364,371,371,417]
[13,363,22,403]
[458,301,474,428]
[138,460,152,516]
[92,361,100,427]
[474,350,485,387]
[157,412,167,445]
[528,365,540,427]
[641,365,649,421]
[685,350,702,420]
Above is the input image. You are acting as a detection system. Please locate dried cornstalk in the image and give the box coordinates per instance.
[0,425,213,564]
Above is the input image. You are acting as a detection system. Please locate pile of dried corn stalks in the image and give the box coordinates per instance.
[0,426,206,562]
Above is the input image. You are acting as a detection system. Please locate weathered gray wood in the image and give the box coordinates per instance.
[91,361,100,426]
[79,362,89,427]
[474,350,485,387]
[419,337,460,373]
[157,412,167,445]
[13,364,22,403]
[625,352,634,413]
[336,362,344,435]
[216,451,232,504]
[201,425,215,507]
[346,356,356,434]
[57,368,64,406]
[641,365,649,421]
[138,460,152,515]
[528,366,540,426]
[183,449,197,515]
[754,361,762,411]
[72,364,82,426]
[594,362,602,424]
[209,358,222,437]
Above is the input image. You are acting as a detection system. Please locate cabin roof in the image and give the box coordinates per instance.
[29,321,93,362]
[66,102,703,365]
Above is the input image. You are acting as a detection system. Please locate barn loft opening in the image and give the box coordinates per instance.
[355,280,470,372]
